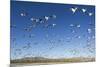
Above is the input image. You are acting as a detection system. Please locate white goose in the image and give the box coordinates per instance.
[82,8,87,13]
[70,7,78,14]
[44,16,49,21]
[89,12,93,16]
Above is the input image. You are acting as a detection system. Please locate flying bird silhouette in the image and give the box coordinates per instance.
[44,16,49,21]
[69,24,74,27]
[87,28,92,33]
[20,12,26,16]
[51,14,56,19]
[52,23,56,27]
[70,7,78,14]
[89,12,93,16]
[81,8,87,13]
[77,24,81,28]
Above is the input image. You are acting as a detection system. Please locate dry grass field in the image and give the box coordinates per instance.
[10,57,95,67]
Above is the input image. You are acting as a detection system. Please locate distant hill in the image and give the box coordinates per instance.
[11,56,95,64]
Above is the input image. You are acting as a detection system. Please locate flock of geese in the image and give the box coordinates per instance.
[70,7,93,16]
[11,7,95,59]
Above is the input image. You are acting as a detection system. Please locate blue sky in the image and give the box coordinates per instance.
[10,1,95,60]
